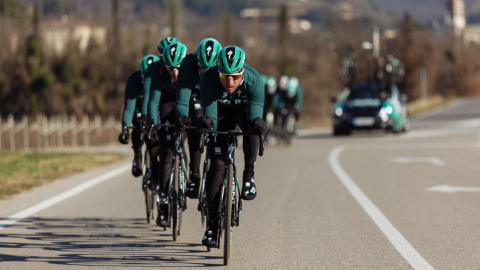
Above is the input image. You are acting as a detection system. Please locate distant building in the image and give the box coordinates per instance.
[444,0,480,45]
[41,20,107,55]
[444,0,466,35]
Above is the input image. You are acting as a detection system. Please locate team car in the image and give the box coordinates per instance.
[331,81,410,136]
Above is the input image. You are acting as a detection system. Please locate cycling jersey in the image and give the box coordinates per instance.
[199,64,264,130]
[144,61,177,123]
[175,53,201,117]
[122,71,144,127]
[272,86,304,112]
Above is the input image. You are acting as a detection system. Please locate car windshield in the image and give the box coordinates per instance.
[339,83,392,101]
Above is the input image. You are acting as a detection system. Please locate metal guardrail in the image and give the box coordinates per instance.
[0,114,122,150]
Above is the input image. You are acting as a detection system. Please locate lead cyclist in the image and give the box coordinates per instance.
[196,46,267,247]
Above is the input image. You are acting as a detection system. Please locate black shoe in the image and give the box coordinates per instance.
[202,221,218,247]
[131,158,142,177]
[156,194,169,227]
[241,178,257,200]
[185,180,199,199]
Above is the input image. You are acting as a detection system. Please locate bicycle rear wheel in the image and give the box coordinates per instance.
[224,164,233,265]
[177,156,185,236]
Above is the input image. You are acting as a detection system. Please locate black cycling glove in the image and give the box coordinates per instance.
[196,116,214,134]
[250,117,268,135]
[118,122,130,144]
[175,115,191,132]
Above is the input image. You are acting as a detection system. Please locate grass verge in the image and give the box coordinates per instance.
[0,151,127,199]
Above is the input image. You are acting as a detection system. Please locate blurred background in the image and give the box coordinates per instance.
[0,0,478,148]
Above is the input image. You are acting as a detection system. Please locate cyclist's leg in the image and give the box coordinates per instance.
[185,94,203,198]
[131,111,144,177]
[238,106,260,200]
[156,94,176,225]
[158,94,176,194]
[202,106,233,246]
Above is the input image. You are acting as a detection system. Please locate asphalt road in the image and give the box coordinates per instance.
[2,98,480,269]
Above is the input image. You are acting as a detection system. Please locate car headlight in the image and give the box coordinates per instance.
[335,107,343,117]
[385,106,393,114]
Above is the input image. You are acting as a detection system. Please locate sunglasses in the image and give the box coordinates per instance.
[219,70,244,81]
[166,66,180,73]
[198,62,210,71]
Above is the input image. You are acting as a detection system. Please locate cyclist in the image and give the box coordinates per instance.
[145,43,188,227]
[175,38,222,199]
[195,46,267,247]
[138,37,179,203]
[263,76,277,135]
[272,76,303,136]
[118,54,160,177]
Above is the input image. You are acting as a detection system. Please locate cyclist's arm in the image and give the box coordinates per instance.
[122,74,139,126]
[141,64,154,115]
[147,75,162,124]
[199,74,218,130]
[247,77,265,122]
[175,64,192,117]
[296,86,303,112]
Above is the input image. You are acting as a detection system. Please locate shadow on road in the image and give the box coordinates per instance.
[0,217,222,267]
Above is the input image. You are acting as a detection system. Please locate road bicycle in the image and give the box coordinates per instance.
[199,130,264,265]
[149,124,190,241]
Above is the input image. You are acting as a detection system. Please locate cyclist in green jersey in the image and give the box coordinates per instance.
[175,38,222,199]
[137,37,179,200]
[119,55,160,177]
[195,46,267,247]
[145,43,188,226]
[272,76,303,135]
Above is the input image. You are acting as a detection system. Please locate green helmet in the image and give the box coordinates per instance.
[197,38,222,68]
[139,55,160,75]
[217,46,246,74]
[158,37,179,56]
[262,75,268,85]
[286,77,299,97]
[266,76,277,88]
[163,43,187,67]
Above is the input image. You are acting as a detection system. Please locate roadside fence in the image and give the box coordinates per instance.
[0,114,122,150]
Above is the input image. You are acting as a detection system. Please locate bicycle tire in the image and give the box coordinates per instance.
[143,149,154,223]
[224,164,233,265]
[177,156,184,236]
[172,157,179,241]
[199,157,209,226]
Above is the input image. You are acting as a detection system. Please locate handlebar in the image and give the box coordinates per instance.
[199,130,265,157]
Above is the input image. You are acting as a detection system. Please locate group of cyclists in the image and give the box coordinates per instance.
[118,36,303,248]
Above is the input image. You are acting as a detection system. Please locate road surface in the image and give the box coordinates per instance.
[1,98,480,269]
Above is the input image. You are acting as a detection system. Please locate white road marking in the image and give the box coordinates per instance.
[426,184,480,193]
[0,164,130,230]
[391,157,445,167]
[329,146,434,270]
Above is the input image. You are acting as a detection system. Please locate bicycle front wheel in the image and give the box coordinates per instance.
[224,164,233,265]
[143,150,154,223]
[172,157,180,241]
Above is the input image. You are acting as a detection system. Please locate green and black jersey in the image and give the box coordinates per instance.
[199,64,264,130]
[175,53,201,117]
[144,60,177,123]
[272,86,303,111]
[121,70,143,127]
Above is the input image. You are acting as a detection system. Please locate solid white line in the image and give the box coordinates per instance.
[0,164,130,230]
[328,146,434,270]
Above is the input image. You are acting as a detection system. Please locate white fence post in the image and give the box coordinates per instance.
[23,115,29,150]
[9,114,15,150]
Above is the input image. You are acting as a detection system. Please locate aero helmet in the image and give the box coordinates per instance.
[158,37,179,56]
[197,38,222,68]
[279,75,289,89]
[217,46,246,74]
[163,43,187,67]
[139,55,160,76]
[266,76,277,94]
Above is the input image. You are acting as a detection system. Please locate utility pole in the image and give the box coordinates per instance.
[168,0,183,39]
